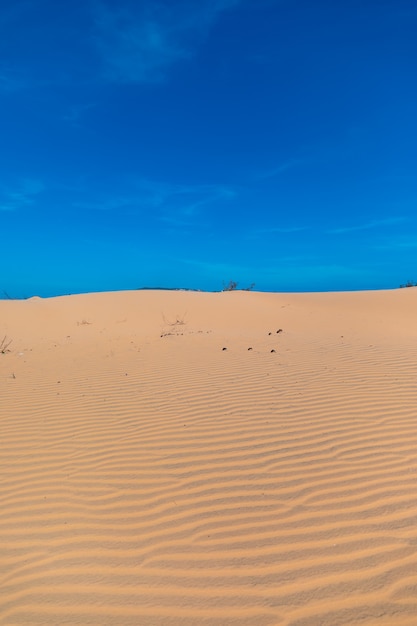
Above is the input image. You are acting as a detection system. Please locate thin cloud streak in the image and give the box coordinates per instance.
[327,217,406,235]
[254,158,305,181]
[127,179,237,222]
[0,179,45,211]
[0,70,25,93]
[61,103,97,127]
[73,178,237,222]
[91,0,242,83]
[253,226,309,235]
[374,237,417,251]
[0,68,47,93]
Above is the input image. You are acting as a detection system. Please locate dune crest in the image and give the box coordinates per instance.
[2,289,417,625]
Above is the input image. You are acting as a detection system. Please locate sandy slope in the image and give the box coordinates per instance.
[1,288,417,626]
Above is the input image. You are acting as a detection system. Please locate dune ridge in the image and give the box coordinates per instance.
[2,289,417,625]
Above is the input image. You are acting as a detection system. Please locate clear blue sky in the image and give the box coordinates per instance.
[1,0,416,297]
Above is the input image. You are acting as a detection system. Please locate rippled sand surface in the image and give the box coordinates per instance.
[2,288,417,625]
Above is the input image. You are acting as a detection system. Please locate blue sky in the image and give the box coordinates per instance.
[1,0,416,297]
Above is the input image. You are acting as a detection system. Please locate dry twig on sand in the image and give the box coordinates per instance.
[0,336,12,353]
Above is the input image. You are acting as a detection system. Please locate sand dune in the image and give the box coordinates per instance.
[2,288,417,625]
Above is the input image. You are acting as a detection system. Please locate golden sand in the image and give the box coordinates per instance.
[1,288,417,625]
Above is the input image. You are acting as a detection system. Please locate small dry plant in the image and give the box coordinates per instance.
[0,335,12,354]
[162,312,187,326]
[160,312,188,338]
[222,280,255,291]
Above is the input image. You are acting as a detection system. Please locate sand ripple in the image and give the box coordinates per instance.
[1,290,417,625]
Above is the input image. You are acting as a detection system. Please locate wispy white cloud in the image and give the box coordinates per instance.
[0,66,43,93]
[73,178,236,221]
[0,70,24,93]
[374,236,417,251]
[61,102,97,127]
[252,226,309,236]
[91,0,241,83]
[254,158,305,181]
[0,179,44,211]
[327,216,406,235]
[0,1,243,90]
[73,195,139,213]
[147,181,236,220]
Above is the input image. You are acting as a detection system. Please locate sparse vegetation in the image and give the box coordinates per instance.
[400,281,417,288]
[222,281,255,292]
[0,336,12,354]
[162,312,187,326]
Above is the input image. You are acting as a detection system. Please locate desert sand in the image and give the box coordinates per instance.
[1,288,417,625]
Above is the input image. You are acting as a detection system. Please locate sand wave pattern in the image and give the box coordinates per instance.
[2,291,417,625]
